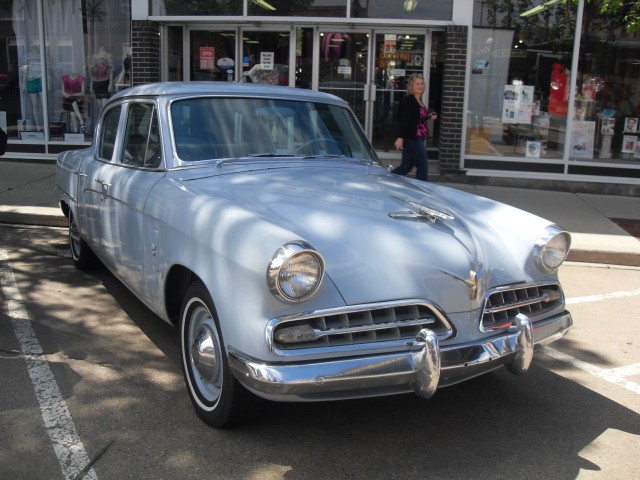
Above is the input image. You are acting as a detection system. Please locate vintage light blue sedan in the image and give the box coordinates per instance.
[56,82,572,427]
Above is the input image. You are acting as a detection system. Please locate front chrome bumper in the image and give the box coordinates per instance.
[229,311,573,402]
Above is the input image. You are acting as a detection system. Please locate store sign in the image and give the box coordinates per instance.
[378,51,423,68]
[200,47,215,69]
[260,52,274,70]
[492,49,528,58]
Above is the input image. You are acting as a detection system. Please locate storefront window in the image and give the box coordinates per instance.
[0,0,130,147]
[248,0,346,17]
[1,0,44,144]
[350,0,452,21]
[468,1,640,168]
[575,6,640,164]
[295,28,314,89]
[151,0,243,16]
[190,31,237,82]
[168,26,183,81]
[467,0,579,162]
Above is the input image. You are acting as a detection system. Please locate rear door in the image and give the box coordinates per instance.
[77,104,122,254]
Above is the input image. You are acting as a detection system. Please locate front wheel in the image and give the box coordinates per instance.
[179,280,254,427]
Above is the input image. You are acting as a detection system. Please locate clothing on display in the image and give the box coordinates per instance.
[91,47,114,100]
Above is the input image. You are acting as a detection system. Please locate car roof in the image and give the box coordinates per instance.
[109,81,347,105]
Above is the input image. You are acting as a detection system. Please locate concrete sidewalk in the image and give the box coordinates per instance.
[1,159,639,266]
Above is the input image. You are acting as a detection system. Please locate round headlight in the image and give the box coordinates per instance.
[267,241,325,302]
[534,227,571,271]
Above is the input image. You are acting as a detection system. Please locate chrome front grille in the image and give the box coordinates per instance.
[270,302,453,352]
[481,283,564,332]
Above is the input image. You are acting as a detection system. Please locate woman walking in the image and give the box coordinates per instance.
[393,74,437,181]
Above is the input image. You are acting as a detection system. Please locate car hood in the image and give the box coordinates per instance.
[181,162,554,312]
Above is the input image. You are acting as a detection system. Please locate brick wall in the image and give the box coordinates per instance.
[131,20,161,86]
[439,25,468,174]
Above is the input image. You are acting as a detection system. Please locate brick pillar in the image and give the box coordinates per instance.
[439,25,468,174]
[131,20,161,86]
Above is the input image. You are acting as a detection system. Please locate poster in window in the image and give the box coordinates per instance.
[570,121,595,159]
[502,85,534,124]
[601,118,615,135]
[635,141,640,159]
[623,117,638,133]
[622,135,637,153]
[526,141,541,158]
[532,115,550,138]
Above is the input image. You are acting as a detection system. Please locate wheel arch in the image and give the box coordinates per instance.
[59,199,70,218]
[164,265,200,325]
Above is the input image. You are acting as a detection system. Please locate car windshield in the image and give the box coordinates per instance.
[170,97,379,163]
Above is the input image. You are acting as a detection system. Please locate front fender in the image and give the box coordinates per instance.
[144,177,346,361]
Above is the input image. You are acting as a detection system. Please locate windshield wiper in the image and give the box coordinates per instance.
[246,153,297,157]
[303,154,348,159]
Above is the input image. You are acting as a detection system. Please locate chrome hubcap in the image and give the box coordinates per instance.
[191,324,218,382]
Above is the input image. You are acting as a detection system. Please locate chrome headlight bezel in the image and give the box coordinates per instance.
[267,241,325,303]
[534,226,571,272]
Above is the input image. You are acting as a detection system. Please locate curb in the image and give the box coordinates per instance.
[0,212,67,228]
[567,249,640,267]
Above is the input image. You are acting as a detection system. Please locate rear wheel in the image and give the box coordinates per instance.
[179,280,253,427]
[68,210,96,270]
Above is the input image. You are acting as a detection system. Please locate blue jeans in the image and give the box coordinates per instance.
[392,137,428,181]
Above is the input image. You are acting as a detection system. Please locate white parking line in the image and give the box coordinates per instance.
[566,288,640,305]
[542,347,640,395]
[0,250,98,480]
[547,289,640,395]
[545,288,640,395]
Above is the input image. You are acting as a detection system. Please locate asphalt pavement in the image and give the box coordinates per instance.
[1,159,639,266]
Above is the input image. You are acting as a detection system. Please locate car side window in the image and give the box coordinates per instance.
[122,102,162,168]
[98,106,121,161]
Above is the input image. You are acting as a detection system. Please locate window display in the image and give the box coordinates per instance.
[467,1,640,170]
[0,0,130,148]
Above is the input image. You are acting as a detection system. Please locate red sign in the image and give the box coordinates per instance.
[200,47,215,69]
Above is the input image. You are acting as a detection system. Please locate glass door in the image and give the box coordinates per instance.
[371,32,429,151]
[241,30,291,86]
[317,31,371,128]
[189,30,237,82]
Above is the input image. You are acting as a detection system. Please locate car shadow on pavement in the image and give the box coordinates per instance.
[88,260,640,480]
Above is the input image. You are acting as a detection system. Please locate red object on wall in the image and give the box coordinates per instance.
[549,63,568,115]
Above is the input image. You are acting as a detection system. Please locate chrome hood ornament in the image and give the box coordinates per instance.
[389,197,455,224]
[440,266,484,300]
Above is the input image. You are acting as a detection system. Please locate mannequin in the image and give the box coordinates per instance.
[115,52,131,92]
[20,47,43,130]
[62,72,86,133]
[90,47,114,112]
